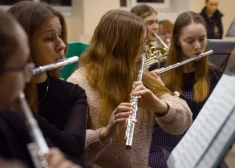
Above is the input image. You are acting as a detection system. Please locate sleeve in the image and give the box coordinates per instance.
[82,128,111,165]
[35,114,85,160]
[67,72,111,165]
[179,94,204,120]
[63,83,87,147]
[155,94,193,135]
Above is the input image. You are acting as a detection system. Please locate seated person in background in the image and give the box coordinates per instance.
[130,4,158,46]
[0,9,82,168]
[157,19,173,48]
[130,4,165,70]
[8,1,87,161]
[149,19,173,70]
[200,0,223,39]
[149,11,227,168]
[67,9,192,168]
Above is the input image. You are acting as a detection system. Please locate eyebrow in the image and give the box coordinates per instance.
[146,19,158,22]
[43,27,62,34]
[184,34,206,40]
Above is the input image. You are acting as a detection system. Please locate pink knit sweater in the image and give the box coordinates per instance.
[67,67,192,168]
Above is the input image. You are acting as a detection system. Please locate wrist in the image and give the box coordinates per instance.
[98,127,112,145]
[154,100,169,117]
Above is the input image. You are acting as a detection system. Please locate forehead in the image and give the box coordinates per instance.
[143,12,158,22]
[159,24,171,31]
[207,0,218,4]
[180,22,206,38]
[35,17,61,34]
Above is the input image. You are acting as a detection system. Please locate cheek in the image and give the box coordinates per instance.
[180,43,192,53]
[33,44,55,66]
[147,25,152,33]
[201,40,208,50]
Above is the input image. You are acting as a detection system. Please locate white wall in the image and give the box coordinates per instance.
[65,0,235,42]
[189,0,235,40]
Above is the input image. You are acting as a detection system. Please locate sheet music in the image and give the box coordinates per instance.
[197,105,235,168]
[167,73,235,168]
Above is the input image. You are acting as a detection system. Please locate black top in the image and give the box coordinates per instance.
[200,7,224,39]
[179,67,222,120]
[37,76,87,139]
[0,110,85,167]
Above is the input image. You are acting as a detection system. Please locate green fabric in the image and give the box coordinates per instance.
[60,42,88,80]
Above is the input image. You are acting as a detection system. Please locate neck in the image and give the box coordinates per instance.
[34,72,48,83]
[182,59,196,73]
[206,9,214,17]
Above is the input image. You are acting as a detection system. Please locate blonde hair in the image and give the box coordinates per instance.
[79,10,170,126]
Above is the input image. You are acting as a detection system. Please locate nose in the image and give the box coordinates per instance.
[56,38,66,54]
[194,41,201,50]
[152,22,159,31]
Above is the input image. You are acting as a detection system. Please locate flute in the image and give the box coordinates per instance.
[19,91,49,168]
[159,50,213,74]
[154,32,169,50]
[125,53,145,149]
[32,56,79,75]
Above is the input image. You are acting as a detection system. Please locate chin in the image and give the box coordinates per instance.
[195,58,202,62]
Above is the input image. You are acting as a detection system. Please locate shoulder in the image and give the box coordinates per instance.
[208,66,223,88]
[200,7,207,17]
[0,110,23,122]
[67,67,87,87]
[209,66,223,80]
[49,76,85,95]
[214,9,224,18]
[0,110,29,136]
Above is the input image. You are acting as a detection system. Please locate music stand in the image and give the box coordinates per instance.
[166,72,235,168]
[207,39,235,71]
[226,18,235,37]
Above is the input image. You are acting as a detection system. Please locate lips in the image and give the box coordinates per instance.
[193,52,201,56]
[56,56,65,62]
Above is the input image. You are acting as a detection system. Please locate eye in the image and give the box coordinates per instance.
[187,40,193,44]
[199,38,205,42]
[146,21,153,25]
[45,35,53,42]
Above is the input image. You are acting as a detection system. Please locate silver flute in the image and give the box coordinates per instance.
[32,56,79,75]
[19,91,49,168]
[159,50,213,74]
[154,32,169,50]
[125,53,145,149]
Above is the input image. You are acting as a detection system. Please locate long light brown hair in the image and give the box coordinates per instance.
[79,10,169,126]
[8,1,68,112]
[162,11,210,102]
[130,4,157,19]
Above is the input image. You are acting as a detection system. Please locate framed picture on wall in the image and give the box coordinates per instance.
[131,0,170,8]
